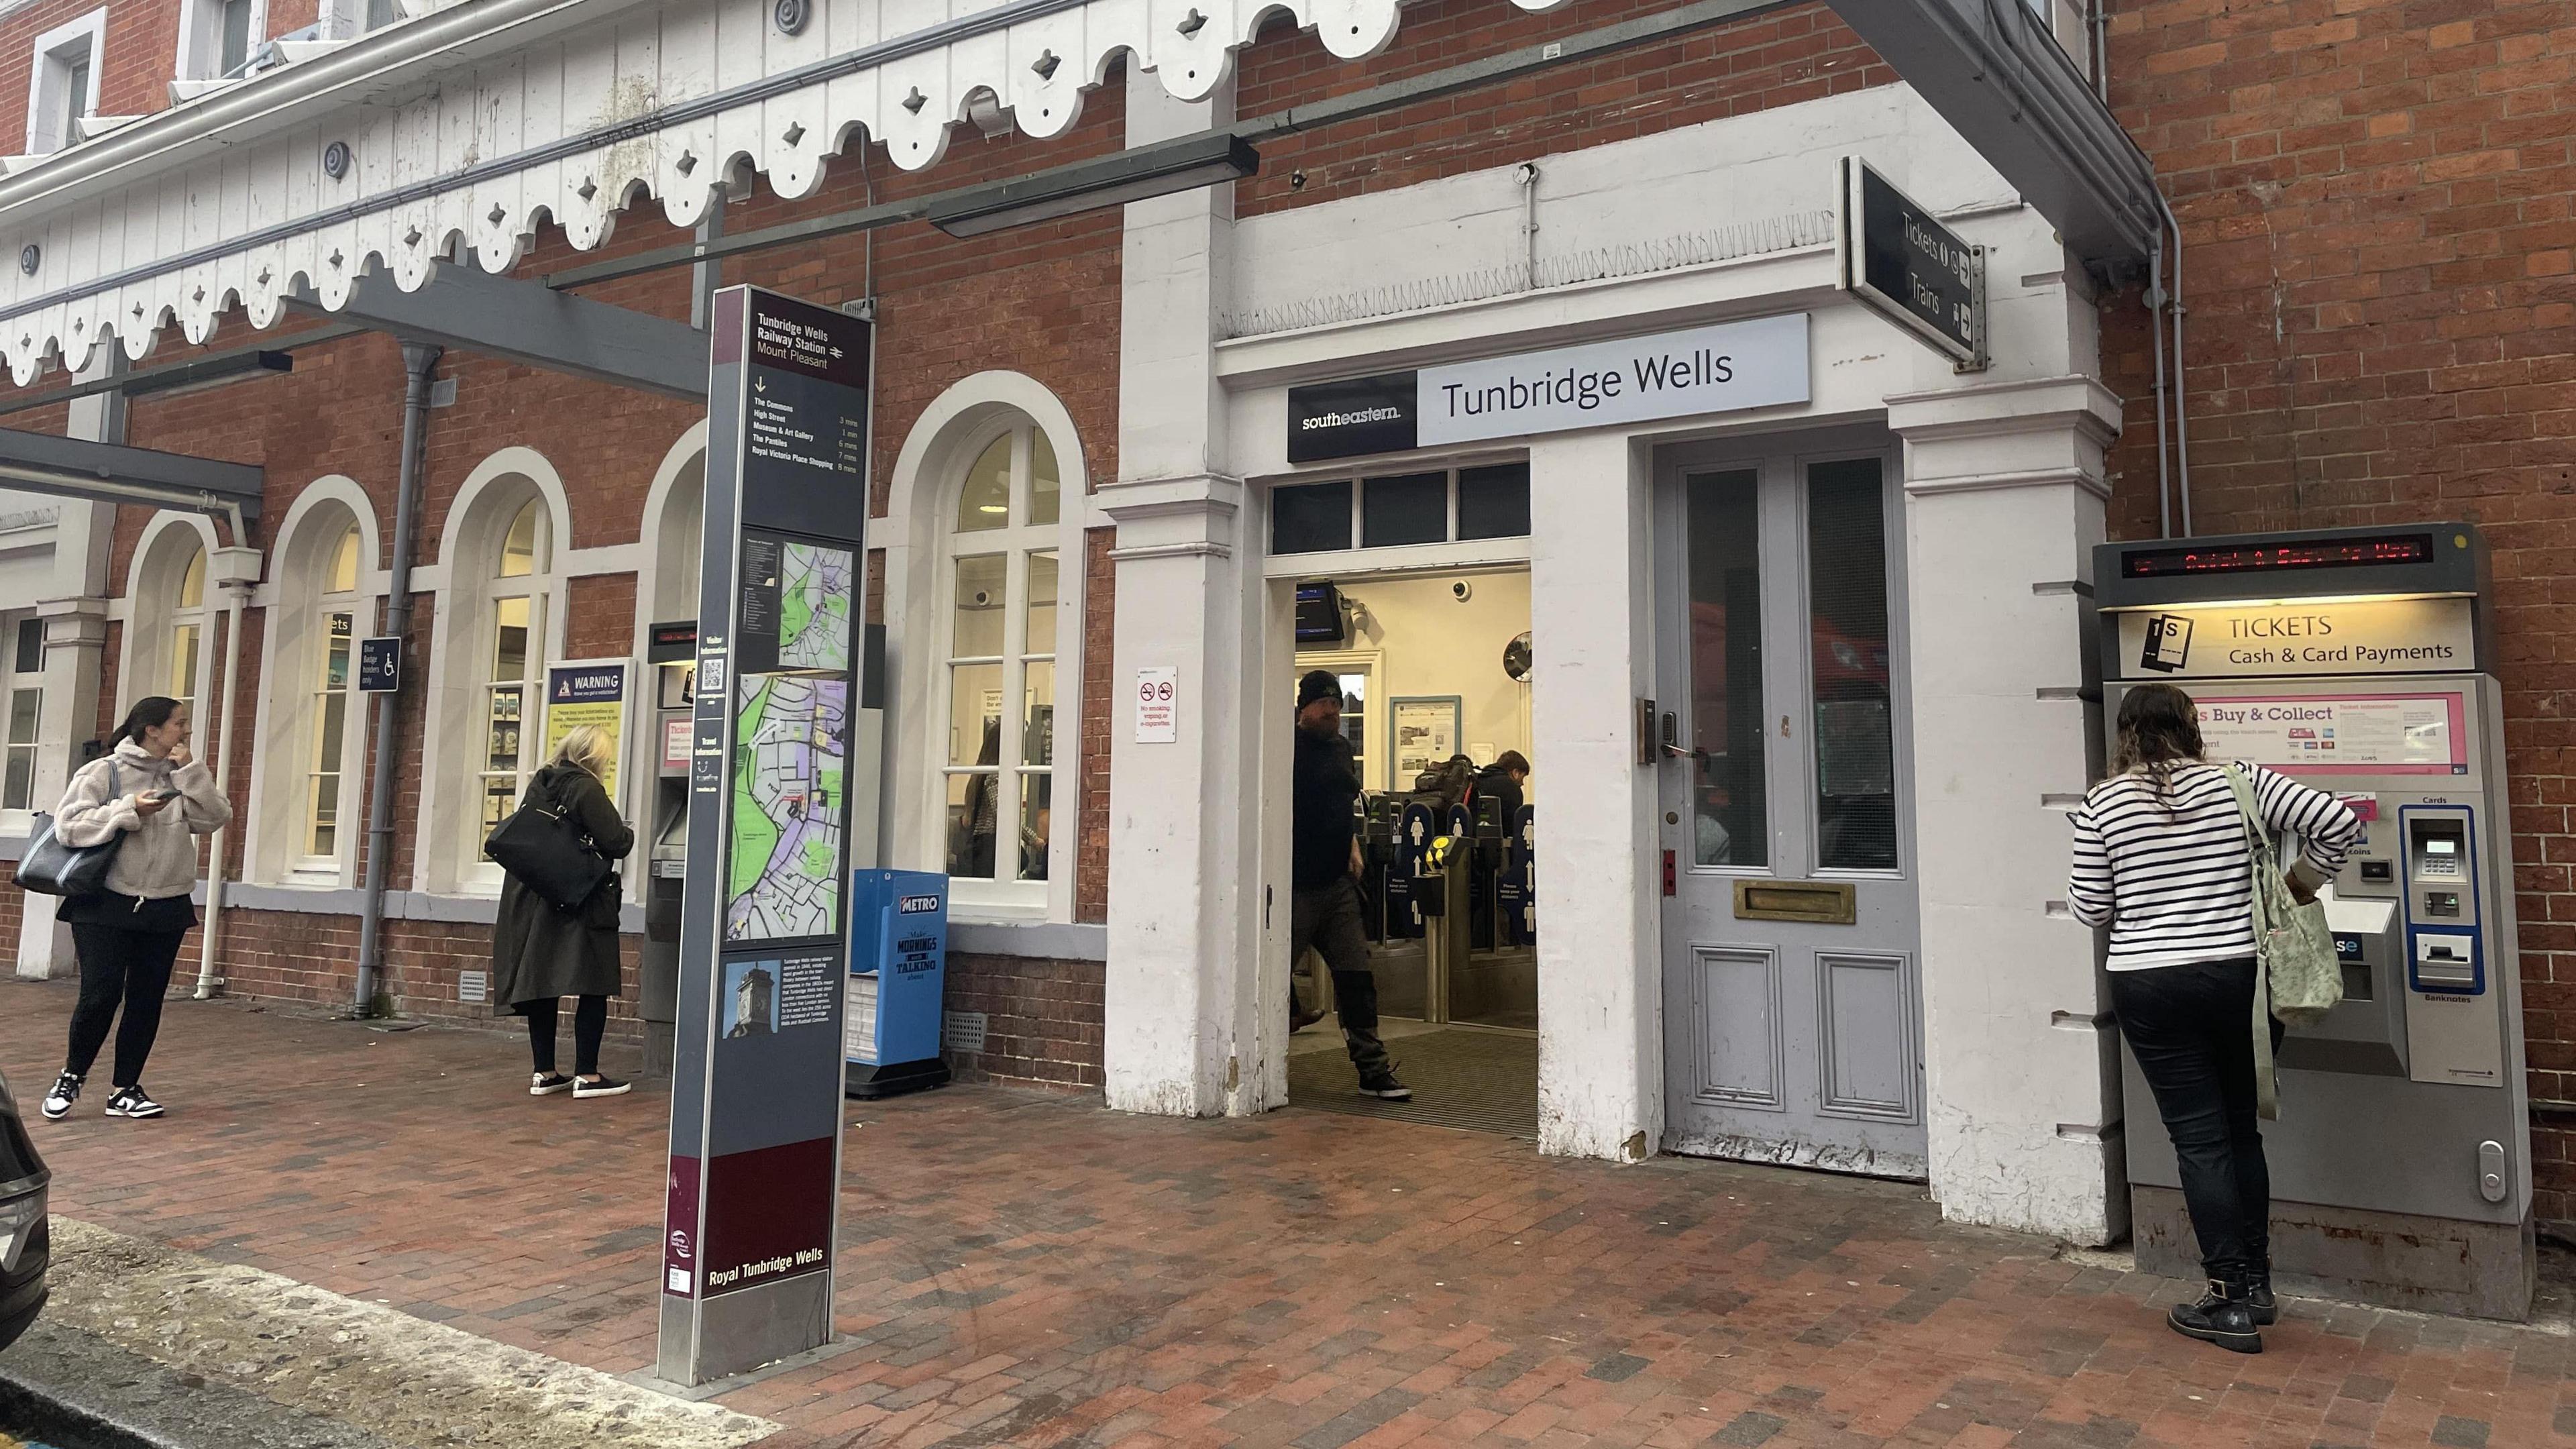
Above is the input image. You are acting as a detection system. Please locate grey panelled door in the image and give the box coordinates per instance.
[1656,445,1926,1179]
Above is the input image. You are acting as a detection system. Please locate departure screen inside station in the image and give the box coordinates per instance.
[2121,533,2436,578]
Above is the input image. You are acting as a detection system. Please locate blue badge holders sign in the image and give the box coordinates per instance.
[845,869,953,1099]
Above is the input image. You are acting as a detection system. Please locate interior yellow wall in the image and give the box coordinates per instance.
[1297,568,1534,798]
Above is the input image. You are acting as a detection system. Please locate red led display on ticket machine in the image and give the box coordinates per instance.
[2094,523,2530,1322]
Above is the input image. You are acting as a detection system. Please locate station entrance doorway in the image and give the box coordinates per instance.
[1269,464,1540,1135]
[1652,437,1927,1178]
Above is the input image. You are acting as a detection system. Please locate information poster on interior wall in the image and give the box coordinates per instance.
[2193,693,2467,776]
[1392,697,1460,780]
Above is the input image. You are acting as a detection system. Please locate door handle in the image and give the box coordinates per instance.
[1659,712,1707,761]
[1658,712,1697,760]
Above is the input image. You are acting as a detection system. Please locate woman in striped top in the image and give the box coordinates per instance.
[2068,682,2359,1354]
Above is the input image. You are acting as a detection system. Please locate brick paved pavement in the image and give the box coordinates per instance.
[7,980,2575,1449]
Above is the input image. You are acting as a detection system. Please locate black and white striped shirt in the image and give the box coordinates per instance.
[2068,761,2361,971]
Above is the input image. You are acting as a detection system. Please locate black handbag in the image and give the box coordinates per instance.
[19,762,125,899]
[484,773,611,911]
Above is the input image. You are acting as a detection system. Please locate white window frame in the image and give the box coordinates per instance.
[321,0,405,40]
[177,0,266,84]
[936,419,1064,918]
[0,615,44,822]
[291,533,361,878]
[465,501,549,890]
[167,544,211,717]
[24,9,105,156]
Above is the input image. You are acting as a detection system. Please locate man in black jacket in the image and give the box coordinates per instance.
[1293,670,1412,1100]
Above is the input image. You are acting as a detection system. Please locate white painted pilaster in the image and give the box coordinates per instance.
[1529,429,1660,1162]
[1102,78,1273,1118]
[17,359,120,980]
[1892,373,2125,1244]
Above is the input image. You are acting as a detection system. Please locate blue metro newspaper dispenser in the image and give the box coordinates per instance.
[845,869,952,1099]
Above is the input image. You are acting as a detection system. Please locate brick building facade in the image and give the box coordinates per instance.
[2099,0,2576,1226]
[0,0,2567,1296]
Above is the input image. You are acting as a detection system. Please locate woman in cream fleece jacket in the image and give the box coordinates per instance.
[37,696,232,1122]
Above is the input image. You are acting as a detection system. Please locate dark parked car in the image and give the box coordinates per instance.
[0,1067,47,1352]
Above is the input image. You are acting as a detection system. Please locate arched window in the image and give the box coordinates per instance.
[474,498,550,874]
[168,543,208,713]
[941,422,1061,900]
[297,524,360,871]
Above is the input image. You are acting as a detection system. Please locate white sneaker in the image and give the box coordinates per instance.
[40,1070,80,1120]
[104,1084,165,1118]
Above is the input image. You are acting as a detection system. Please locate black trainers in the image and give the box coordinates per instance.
[103,1085,165,1120]
[529,1073,574,1097]
[39,1070,80,1120]
[2167,1277,2261,1354]
[1357,1071,1413,1102]
[572,1074,631,1099]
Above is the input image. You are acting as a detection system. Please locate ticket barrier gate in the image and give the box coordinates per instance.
[2095,523,2532,1320]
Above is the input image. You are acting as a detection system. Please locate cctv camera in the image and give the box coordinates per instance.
[1451,580,1473,602]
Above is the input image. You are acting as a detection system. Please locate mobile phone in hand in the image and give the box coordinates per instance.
[144,787,177,804]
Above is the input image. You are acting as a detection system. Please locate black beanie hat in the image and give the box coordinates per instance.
[1297,669,1341,712]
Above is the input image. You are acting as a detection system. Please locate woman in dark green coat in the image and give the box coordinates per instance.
[490,724,635,1098]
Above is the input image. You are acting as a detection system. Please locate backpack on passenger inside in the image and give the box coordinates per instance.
[1409,757,1477,815]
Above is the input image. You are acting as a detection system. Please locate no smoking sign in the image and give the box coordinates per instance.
[1134,666,1179,743]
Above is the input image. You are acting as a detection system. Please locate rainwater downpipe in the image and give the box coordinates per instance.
[1517,162,1540,289]
[353,342,441,1017]
[191,502,251,1000]
[2147,233,2171,539]
[2161,195,2194,536]
[2090,0,2108,101]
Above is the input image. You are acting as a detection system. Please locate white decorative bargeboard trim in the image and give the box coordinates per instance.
[0,0,1572,385]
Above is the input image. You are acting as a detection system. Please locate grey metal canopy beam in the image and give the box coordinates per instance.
[1827,0,2162,268]
[290,262,708,400]
[0,426,263,521]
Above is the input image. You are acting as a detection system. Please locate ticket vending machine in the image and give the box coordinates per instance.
[2094,523,2532,1320]
[639,621,699,1075]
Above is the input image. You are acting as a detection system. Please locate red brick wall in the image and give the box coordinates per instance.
[2100,0,2576,1224]
[21,69,1131,1089]
[565,574,637,659]
[217,906,652,1040]
[1077,527,1114,924]
[0,0,176,156]
[0,860,22,949]
[1231,0,1893,218]
[942,952,1103,1091]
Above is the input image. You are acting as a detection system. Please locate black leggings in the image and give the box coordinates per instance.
[2112,957,2284,1280]
[525,996,608,1077]
[66,925,189,1088]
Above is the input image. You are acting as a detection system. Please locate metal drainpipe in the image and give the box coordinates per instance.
[2091,0,2109,101]
[353,342,441,1018]
[191,504,252,999]
[2147,235,2171,539]
[1517,162,1540,290]
[2160,195,2194,535]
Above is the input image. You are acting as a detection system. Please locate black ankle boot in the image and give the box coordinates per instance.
[2245,1265,2278,1326]
[2167,1277,2263,1354]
